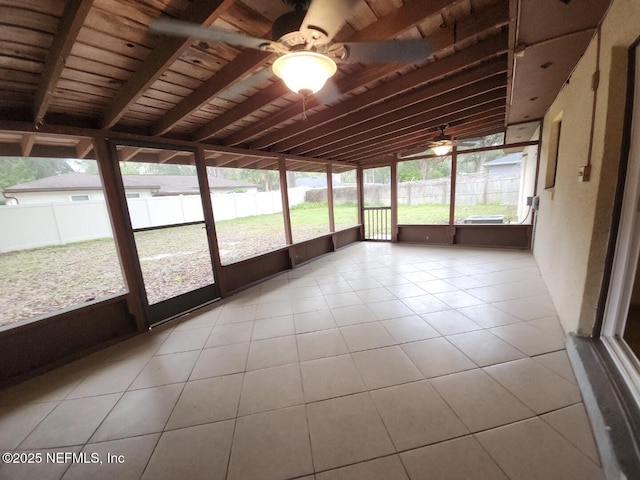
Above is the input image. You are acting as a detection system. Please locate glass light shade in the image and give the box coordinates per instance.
[433,144,452,156]
[272,52,337,95]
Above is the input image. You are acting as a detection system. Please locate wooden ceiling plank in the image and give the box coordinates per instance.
[297,76,507,157]
[119,146,142,162]
[346,115,506,163]
[34,0,95,126]
[248,32,509,150]
[152,49,272,135]
[282,60,506,154]
[100,0,236,129]
[195,0,466,143]
[333,99,505,161]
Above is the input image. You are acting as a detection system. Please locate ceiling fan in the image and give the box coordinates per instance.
[150,0,434,97]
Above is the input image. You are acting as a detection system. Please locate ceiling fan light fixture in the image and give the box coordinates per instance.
[432,144,452,156]
[272,51,337,95]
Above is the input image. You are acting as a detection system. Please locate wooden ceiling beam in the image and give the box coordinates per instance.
[339,109,506,163]
[20,134,35,157]
[304,78,507,157]
[348,116,507,165]
[34,0,94,126]
[248,32,509,151]
[75,139,94,159]
[119,146,142,162]
[285,60,507,154]
[193,0,458,143]
[157,150,181,163]
[152,52,271,136]
[100,0,235,129]
[335,101,506,162]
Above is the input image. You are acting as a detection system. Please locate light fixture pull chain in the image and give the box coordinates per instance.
[302,93,308,121]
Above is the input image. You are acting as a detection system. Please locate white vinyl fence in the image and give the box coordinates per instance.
[0,188,307,253]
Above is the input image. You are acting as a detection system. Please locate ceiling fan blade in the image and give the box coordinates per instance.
[334,39,433,64]
[150,18,277,51]
[315,78,342,105]
[300,0,360,43]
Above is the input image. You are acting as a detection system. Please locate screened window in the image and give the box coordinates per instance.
[332,167,358,230]
[287,167,330,243]
[397,157,452,225]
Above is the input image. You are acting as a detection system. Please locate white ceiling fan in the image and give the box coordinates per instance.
[150,0,434,97]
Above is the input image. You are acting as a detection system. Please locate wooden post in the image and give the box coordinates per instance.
[357,166,365,240]
[448,146,458,244]
[279,158,294,267]
[195,145,224,297]
[390,162,398,242]
[93,136,147,331]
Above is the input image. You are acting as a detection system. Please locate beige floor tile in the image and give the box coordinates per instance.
[400,435,508,480]
[227,406,313,480]
[0,401,58,449]
[541,403,601,465]
[340,322,396,352]
[238,364,303,416]
[385,283,428,299]
[316,455,409,480]
[465,285,518,303]
[527,315,566,339]
[142,420,235,480]
[381,316,440,343]
[490,322,565,355]
[174,306,220,330]
[446,330,526,367]
[66,357,148,399]
[401,338,476,378]
[20,394,121,449]
[324,291,363,308]
[347,277,383,291]
[319,282,353,296]
[252,315,295,340]
[306,393,395,471]
[300,354,366,402]
[292,295,328,314]
[475,417,604,480]
[492,295,557,321]
[414,279,458,295]
[376,274,412,287]
[430,369,534,432]
[352,346,423,389]
[217,304,257,324]
[62,434,159,480]
[190,343,249,380]
[130,350,200,389]
[421,310,483,336]
[456,304,522,328]
[356,287,397,303]
[433,290,486,309]
[205,322,254,348]
[0,446,83,480]
[330,304,377,326]
[371,381,468,451]
[91,384,183,442]
[246,335,298,370]
[484,358,582,414]
[297,328,349,361]
[294,310,338,333]
[533,350,577,384]
[165,374,243,430]
[372,299,417,320]
[156,327,212,355]
[255,301,294,320]
[0,362,91,407]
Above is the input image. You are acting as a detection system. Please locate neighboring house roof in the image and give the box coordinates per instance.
[4,172,256,193]
[483,152,523,167]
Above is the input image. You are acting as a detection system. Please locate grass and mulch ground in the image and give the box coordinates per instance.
[0,203,516,326]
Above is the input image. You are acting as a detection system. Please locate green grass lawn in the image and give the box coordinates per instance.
[1,201,520,325]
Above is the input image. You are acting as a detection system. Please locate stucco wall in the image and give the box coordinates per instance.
[534,0,640,334]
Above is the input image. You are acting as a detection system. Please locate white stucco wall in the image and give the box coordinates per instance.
[533,0,640,334]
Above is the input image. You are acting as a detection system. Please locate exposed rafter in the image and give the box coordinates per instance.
[100,0,236,129]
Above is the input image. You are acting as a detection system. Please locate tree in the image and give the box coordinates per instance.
[0,157,73,189]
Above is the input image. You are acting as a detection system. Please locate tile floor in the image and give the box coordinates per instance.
[0,242,604,480]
